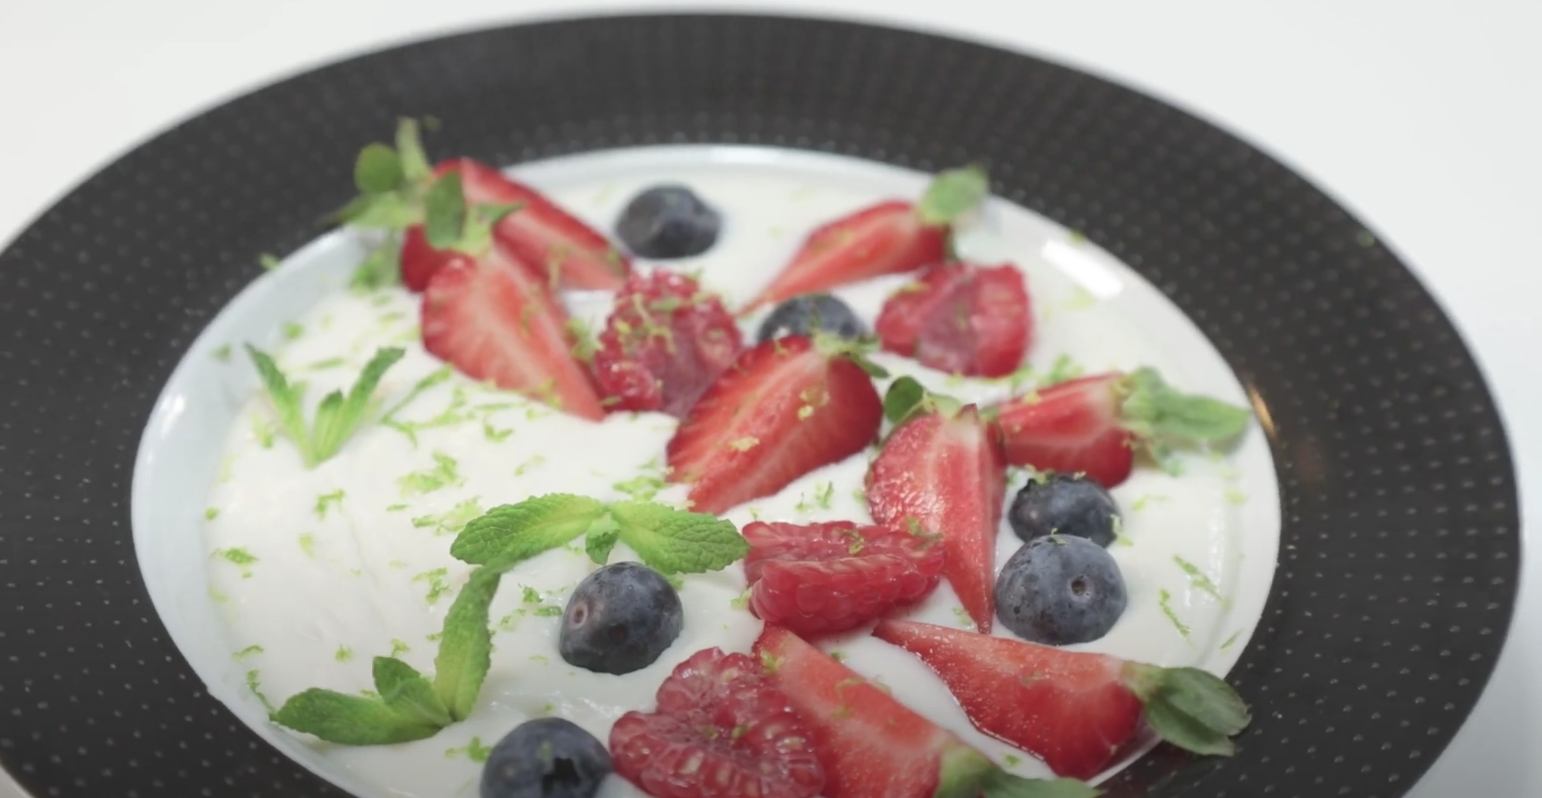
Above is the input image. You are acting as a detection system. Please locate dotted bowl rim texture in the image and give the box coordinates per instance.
[0,13,1520,798]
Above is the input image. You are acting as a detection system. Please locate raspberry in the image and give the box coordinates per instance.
[609,648,824,798]
[742,521,946,635]
[593,270,741,417]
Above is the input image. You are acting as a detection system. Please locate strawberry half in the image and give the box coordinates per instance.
[741,166,989,314]
[609,647,825,798]
[421,240,605,420]
[440,158,629,291]
[754,626,1094,798]
[741,520,946,636]
[666,335,883,515]
[873,619,1252,781]
[993,368,1252,488]
[593,270,743,417]
[400,224,460,292]
[875,262,1032,378]
[866,404,1006,632]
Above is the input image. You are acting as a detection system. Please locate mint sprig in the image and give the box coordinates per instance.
[272,559,520,744]
[245,345,404,468]
[451,494,748,575]
[270,656,448,745]
[1123,663,1251,756]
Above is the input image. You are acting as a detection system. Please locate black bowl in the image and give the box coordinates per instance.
[0,13,1518,798]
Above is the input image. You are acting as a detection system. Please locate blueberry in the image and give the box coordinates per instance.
[481,717,612,798]
[756,294,869,343]
[559,562,683,675]
[995,536,1127,645]
[615,185,720,259]
[1007,474,1121,547]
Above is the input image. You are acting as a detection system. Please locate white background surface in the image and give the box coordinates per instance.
[0,1,1536,796]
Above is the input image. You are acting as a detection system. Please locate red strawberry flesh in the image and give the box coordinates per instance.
[400,224,461,292]
[866,405,1006,632]
[741,521,945,635]
[666,336,882,515]
[609,647,824,798]
[437,158,629,291]
[876,262,1032,378]
[742,201,946,314]
[754,626,959,798]
[593,270,743,417]
[873,619,1143,780]
[420,242,604,420]
[995,372,1135,487]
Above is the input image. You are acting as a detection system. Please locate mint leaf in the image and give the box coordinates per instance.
[424,172,467,250]
[450,494,608,565]
[1123,662,1250,756]
[271,689,442,745]
[309,347,406,464]
[917,164,989,226]
[355,143,405,194]
[245,345,313,463]
[883,376,927,424]
[433,563,505,720]
[395,118,432,184]
[609,501,748,574]
[979,768,1098,798]
[373,656,451,728]
[585,515,621,565]
[247,345,403,468]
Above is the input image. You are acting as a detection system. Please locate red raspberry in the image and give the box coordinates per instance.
[593,270,742,417]
[742,521,946,636]
[609,648,825,798]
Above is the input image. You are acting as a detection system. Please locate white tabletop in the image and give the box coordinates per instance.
[1,1,1537,796]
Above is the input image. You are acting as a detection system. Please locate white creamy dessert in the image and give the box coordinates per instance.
[194,148,1278,798]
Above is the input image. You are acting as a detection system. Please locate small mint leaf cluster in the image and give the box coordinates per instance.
[451,494,748,575]
[245,345,404,469]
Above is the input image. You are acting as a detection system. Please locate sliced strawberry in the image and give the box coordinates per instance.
[421,241,604,420]
[875,262,1032,378]
[866,405,1006,632]
[400,224,461,292]
[609,647,825,798]
[992,368,1251,488]
[995,373,1134,487]
[754,626,1093,798]
[593,270,743,417]
[666,336,882,515]
[438,158,629,291]
[741,166,990,314]
[741,520,945,636]
[873,619,1252,780]
[742,202,945,313]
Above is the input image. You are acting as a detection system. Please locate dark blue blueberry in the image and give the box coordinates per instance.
[995,536,1127,645]
[559,562,683,675]
[755,294,869,343]
[615,185,721,259]
[481,717,612,798]
[1007,474,1121,547]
